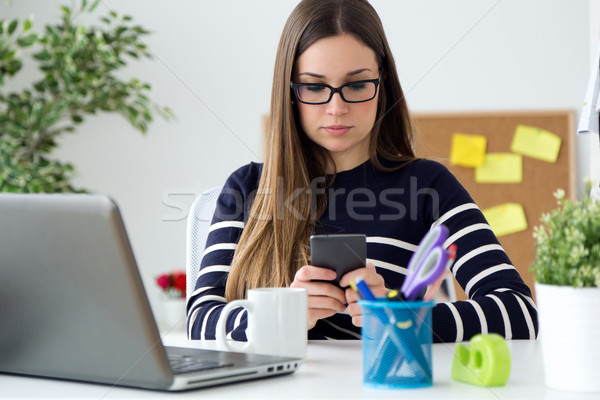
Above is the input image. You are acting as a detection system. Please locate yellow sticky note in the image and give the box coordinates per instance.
[482,203,528,237]
[475,153,522,183]
[449,133,487,167]
[511,125,561,163]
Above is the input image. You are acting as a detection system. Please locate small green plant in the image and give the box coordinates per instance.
[531,183,600,287]
[0,0,173,193]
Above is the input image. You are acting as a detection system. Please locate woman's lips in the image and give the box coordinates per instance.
[323,125,351,136]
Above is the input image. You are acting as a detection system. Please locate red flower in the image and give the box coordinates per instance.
[173,271,186,295]
[156,270,186,298]
[156,274,171,290]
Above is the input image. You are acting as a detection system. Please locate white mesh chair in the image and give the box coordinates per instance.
[185,186,222,306]
[440,273,457,302]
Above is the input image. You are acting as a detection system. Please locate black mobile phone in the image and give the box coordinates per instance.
[310,234,367,286]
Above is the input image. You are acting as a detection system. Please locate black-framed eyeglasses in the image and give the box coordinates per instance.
[290,77,381,105]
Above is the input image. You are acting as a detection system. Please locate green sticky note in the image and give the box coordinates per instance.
[511,124,561,163]
[475,153,522,183]
[449,133,487,167]
[482,203,527,237]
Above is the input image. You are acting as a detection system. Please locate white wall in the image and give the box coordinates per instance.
[2,1,593,313]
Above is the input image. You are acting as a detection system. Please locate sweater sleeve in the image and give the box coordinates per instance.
[421,162,539,342]
[186,163,260,341]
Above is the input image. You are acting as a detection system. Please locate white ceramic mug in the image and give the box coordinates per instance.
[215,287,308,358]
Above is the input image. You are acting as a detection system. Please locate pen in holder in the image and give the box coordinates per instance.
[359,299,434,389]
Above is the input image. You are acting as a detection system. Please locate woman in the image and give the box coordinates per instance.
[187,0,538,342]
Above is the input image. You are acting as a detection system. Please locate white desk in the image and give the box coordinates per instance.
[0,333,597,400]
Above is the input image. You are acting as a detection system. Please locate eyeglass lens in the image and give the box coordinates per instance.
[296,81,377,104]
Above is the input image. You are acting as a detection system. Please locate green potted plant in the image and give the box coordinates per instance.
[0,0,172,193]
[530,182,600,392]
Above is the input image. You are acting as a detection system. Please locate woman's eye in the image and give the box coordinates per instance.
[306,85,325,93]
[347,83,367,91]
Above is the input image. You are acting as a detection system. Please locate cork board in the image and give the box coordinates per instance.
[413,110,576,300]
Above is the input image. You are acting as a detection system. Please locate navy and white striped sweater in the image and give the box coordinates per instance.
[187,158,538,342]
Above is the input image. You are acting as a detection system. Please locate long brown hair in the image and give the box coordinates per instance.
[225,0,416,301]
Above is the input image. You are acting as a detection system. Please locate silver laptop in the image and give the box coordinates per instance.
[0,193,301,391]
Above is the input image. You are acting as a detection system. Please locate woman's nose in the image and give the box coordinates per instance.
[325,92,348,116]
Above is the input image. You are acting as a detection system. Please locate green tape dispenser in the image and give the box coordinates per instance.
[451,333,511,387]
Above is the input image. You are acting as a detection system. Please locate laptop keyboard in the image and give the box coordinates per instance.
[168,354,233,374]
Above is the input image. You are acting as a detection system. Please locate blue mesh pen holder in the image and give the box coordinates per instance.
[359,299,434,389]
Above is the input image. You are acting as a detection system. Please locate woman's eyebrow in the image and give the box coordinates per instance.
[298,68,373,79]
[346,68,372,76]
[298,72,326,79]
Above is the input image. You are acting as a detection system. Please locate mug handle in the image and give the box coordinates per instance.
[215,300,253,353]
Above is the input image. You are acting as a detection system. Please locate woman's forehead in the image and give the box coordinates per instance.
[294,34,378,80]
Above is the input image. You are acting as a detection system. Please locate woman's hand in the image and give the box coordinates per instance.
[290,265,347,330]
[339,263,386,327]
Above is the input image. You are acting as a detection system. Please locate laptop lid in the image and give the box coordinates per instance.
[0,194,300,391]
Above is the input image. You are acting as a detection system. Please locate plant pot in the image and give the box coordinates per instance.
[159,298,187,332]
[535,283,600,392]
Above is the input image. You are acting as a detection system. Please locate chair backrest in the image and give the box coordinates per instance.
[440,274,457,302]
[185,186,222,305]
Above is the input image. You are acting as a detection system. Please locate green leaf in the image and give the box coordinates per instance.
[71,114,83,123]
[8,19,18,35]
[31,101,43,123]
[132,26,150,35]
[0,47,15,61]
[33,50,52,61]
[61,6,71,18]
[23,18,33,33]
[89,0,101,12]
[5,58,22,75]
[16,33,38,48]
